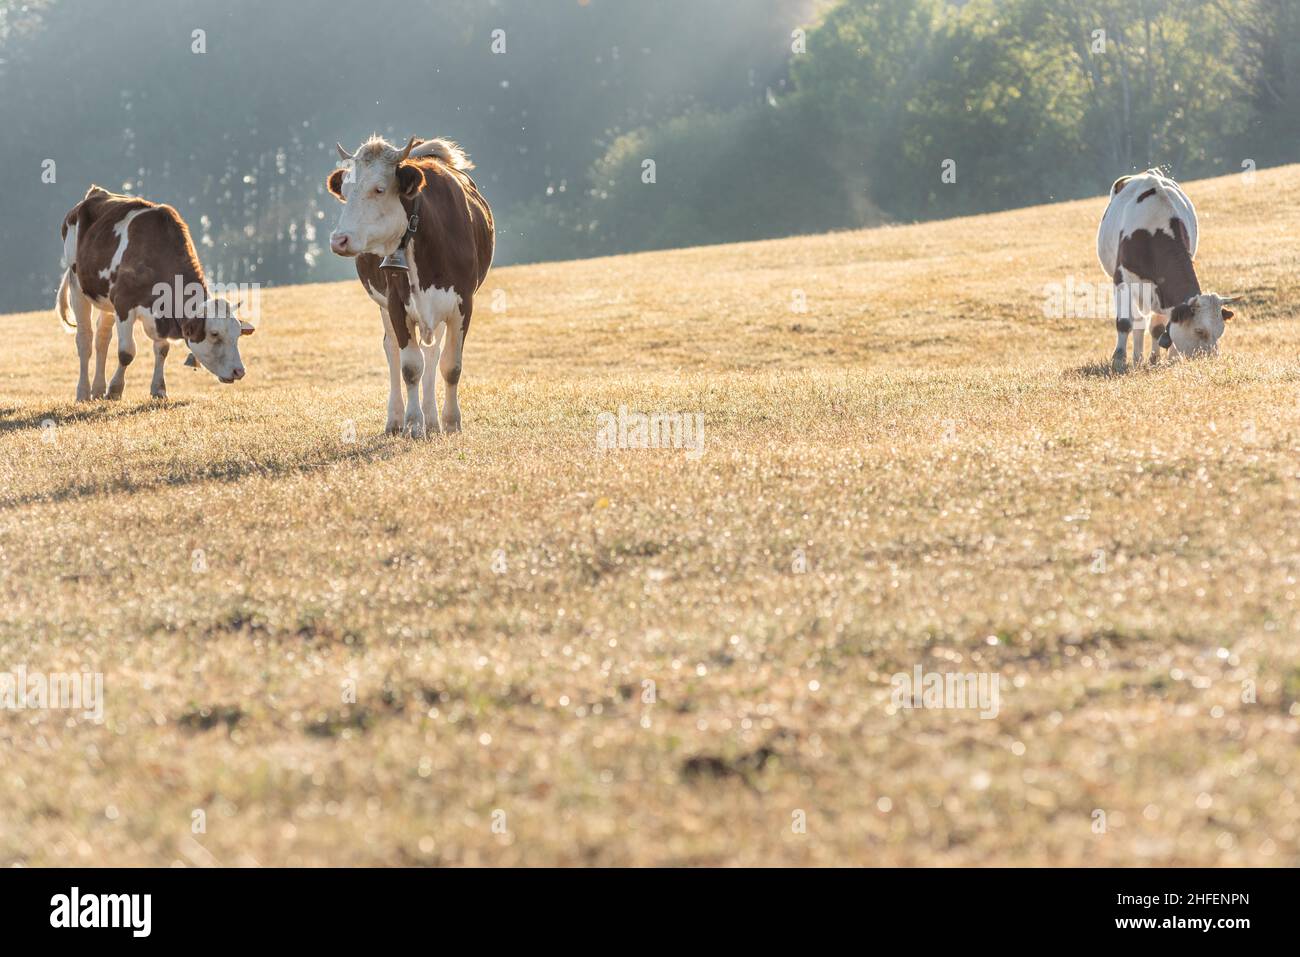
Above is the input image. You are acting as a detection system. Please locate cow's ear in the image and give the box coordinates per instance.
[1169,303,1195,324]
[1221,309,1234,322]
[239,320,255,336]
[1111,175,1133,196]
[327,168,347,201]
[397,163,424,199]
[180,314,207,343]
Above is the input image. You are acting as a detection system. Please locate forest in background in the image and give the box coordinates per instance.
[0,0,1296,312]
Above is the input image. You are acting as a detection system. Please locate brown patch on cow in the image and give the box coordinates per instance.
[63,186,209,341]
[1117,220,1201,311]
[1169,302,1195,324]
[1150,319,1168,342]
[1169,216,1192,253]
[1136,187,1158,203]
[386,269,412,350]
[407,157,494,339]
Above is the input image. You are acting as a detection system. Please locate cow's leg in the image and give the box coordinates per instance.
[91,309,113,398]
[399,341,425,438]
[1149,314,1168,365]
[69,287,94,402]
[439,308,466,434]
[1111,272,1135,372]
[107,312,135,400]
[421,321,443,434]
[150,339,170,399]
[380,308,404,435]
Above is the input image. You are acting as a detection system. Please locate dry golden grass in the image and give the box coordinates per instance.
[2,166,1300,866]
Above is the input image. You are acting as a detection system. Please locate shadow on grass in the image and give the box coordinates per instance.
[1068,361,1121,379]
[0,400,193,435]
[1065,359,1166,379]
[0,431,416,509]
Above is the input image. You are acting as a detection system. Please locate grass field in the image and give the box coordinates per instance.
[2,166,1299,867]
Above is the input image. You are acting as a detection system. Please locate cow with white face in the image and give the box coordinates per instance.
[1097,169,1238,371]
[327,135,494,437]
[57,185,254,400]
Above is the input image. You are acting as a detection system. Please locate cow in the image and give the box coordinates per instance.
[57,185,254,401]
[326,135,494,437]
[1097,168,1237,371]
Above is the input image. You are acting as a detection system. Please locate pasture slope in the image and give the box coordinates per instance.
[2,166,1299,867]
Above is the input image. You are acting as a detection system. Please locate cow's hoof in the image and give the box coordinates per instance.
[76,388,91,403]
[404,414,426,439]
[441,419,461,435]
[150,390,167,401]
[105,385,124,400]
[1110,352,1127,373]
[385,422,403,436]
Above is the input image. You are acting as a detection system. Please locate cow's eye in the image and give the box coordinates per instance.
[374,186,385,195]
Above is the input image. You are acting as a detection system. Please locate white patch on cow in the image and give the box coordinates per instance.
[363,277,387,308]
[405,240,463,345]
[62,220,78,270]
[132,305,162,341]
[328,154,408,257]
[98,209,148,281]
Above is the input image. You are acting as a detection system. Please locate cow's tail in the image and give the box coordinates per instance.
[55,267,77,334]
[56,207,82,333]
[411,138,474,171]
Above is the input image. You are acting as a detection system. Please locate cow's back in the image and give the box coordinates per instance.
[63,188,205,315]
[1098,171,1198,276]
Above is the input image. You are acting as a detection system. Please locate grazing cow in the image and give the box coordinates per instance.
[1097,169,1237,371]
[326,135,494,437]
[57,186,254,401]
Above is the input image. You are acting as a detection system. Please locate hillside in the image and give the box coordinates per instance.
[1,165,1298,866]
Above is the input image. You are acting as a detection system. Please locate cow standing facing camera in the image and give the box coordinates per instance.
[1097,169,1238,371]
[57,185,254,400]
[326,135,494,437]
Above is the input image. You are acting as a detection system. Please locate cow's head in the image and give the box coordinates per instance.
[326,136,425,258]
[181,298,254,383]
[1164,294,1237,357]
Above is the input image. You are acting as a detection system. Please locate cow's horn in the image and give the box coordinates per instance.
[1221,295,1240,303]
[395,136,417,163]
[336,142,353,161]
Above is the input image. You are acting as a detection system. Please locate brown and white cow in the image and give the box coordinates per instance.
[57,185,254,401]
[1097,169,1237,370]
[326,136,494,436]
